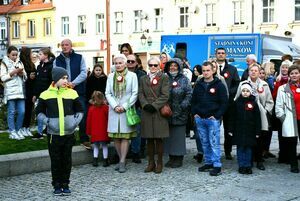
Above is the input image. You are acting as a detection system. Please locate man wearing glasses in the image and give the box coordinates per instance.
[126,54,146,163]
[215,47,240,160]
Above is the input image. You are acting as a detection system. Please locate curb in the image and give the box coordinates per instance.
[0,145,115,178]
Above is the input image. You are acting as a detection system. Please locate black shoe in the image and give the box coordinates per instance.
[245,167,253,174]
[171,156,183,168]
[92,157,98,167]
[62,183,71,196]
[238,167,246,174]
[198,164,213,172]
[291,166,299,173]
[132,153,142,164]
[53,187,63,196]
[103,158,110,167]
[256,162,265,170]
[31,133,44,140]
[193,153,203,163]
[165,156,174,167]
[225,153,233,160]
[267,152,276,158]
[209,167,222,176]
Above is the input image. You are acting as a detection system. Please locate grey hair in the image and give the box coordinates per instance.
[148,56,161,65]
[114,53,127,63]
[246,54,257,62]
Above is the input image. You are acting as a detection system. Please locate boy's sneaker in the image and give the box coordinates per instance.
[209,167,222,176]
[62,184,71,196]
[198,164,213,172]
[53,188,63,196]
[32,133,44,140]
[24,128,33,137]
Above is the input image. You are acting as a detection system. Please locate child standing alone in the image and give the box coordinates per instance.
[86,91,110,167]
[229,82,261,174]
[36,67,83,196]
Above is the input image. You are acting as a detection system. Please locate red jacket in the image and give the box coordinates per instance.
[86,104,109,143]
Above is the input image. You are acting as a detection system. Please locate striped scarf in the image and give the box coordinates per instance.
[113,68,128,99]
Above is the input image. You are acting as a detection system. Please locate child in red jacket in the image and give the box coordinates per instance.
[86,91,110,167]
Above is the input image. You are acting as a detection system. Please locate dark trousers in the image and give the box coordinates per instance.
[261,130,273,152]
[23,97,34,128]
[285,137,298,168]
[47,134,75,187]
[78,96,89,143]
[278,126,289,162]
[223,112,232,155]
[254,131,264,163]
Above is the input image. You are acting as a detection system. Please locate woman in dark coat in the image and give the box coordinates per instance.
[139,56,169,174]
[229,82,261,174]
[86,64,107,100]
[164,58,192,168]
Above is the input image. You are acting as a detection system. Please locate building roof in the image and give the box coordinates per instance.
[0,0,54,15]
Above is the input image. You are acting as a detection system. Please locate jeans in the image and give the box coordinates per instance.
[7,99,25,132]
[237,146,252,168]
[131,108,141,154]
[194,116,221,167]
[78,96,89,143]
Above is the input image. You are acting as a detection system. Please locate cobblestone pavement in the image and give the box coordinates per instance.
[1,133,300,201]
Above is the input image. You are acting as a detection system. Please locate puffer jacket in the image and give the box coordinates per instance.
[0,56,27,103]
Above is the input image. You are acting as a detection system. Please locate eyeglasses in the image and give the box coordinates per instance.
[149,64,159,67]
[217,52,225,55]
[127,60,135,64]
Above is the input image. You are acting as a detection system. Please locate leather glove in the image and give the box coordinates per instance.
[143,104,156,113]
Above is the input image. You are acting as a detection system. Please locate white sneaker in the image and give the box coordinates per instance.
[16,130,25,139]
[20,127,29,137]
[9,131,21,140]
[25,128,33,136]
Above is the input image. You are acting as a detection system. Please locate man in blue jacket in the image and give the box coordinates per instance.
[192,61,228,176]
[54,39,90,149]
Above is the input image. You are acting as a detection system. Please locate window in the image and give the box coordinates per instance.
[12,21,20,38]
[206,3,216,26]
[115,11,123,33]
[61,17,69,36]
[263,0,274,23]
[22,0,28,5]
[96,14,105,34]
[179,7,189,28]
[0,22,6,40]
[134,10,142,32]
[3,0,10,5]
[233,1,245,25]
[44,18,51,36]
[296,0,300,21]
[28,19,35,37]
[154,8,163,31]
[78,15,87,35]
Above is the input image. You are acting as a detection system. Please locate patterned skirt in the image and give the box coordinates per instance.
[108,131,137,140]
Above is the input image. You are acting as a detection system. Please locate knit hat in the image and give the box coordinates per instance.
[52,67,68,83]
[241,82,253,94]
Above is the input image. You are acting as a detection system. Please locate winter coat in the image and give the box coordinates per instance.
[235,79,274,131]
[86,104,110,143]
[86,74,107,100]
[36,85,84,136]
[105,70,138,134]
[139,72,170,138]
[229,95,261,146]
[0,56,27,104]
[191,77,228,120]
[275,83,299,137]
[33,57,54,98]
[219,61,240,102]
[165,58,192,125]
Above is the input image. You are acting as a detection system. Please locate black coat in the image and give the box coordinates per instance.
[86,74,107,99]
[33,58,54,98]
[229,95,261,147]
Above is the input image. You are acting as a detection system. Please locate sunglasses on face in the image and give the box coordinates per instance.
[149,64,159,67]
[127,60,135,64]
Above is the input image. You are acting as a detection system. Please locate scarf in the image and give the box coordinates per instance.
[148,71,159,82]
[113,68,128,99]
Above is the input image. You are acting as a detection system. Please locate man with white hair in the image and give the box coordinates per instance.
[241,54,257,81]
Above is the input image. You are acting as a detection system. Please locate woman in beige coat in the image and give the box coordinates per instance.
[139,56,169,174]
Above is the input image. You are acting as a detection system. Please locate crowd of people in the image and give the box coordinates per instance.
[1,40,300,195]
